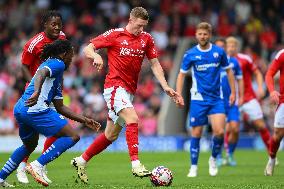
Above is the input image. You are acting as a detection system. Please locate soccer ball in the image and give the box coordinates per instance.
[150,166,173,187]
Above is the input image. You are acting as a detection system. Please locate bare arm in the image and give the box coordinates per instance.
[237,78,244,106]
[22,64,33,82]
[25,68,49,107]
[83,43,104,71]
[226,68,236,105]
[149,58,184,106]
[253,69,265,99]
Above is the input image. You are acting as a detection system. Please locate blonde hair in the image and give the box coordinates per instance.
[226,36,239,46]
[130,7,149,20]
[196,22,212,33]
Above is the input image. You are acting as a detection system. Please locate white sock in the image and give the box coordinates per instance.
[190,165,198,170]
[32,160,43,168]
[269,157,276,164]
[78,156,87,165]
[0,178,4,183]
[131,160,141,168]
[18,162,26,170]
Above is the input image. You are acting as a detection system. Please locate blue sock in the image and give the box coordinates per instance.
[0,145,29,180]
[212,136,224,158]
[228,143,237,156]
[37,137,77,166]
[190,137,200,165]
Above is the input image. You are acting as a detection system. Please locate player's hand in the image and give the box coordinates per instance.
[164,86,184,108]
[84,117,101,132]
[238,96,244,106]
[92,54,104,71]
[229,93,236,106]
[175,95,185,108]
[269,91,280,105]
[257,87,265,99]
[25,91,40,107]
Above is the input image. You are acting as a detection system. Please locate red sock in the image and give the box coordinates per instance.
[259,128,271,150]
[269,137,280,158]
[42,136,58,153]
[125,123,139,161]
[22,156,29,163]
[82,133,112,162]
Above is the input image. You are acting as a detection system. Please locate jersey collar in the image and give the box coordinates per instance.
[197,43,212,52]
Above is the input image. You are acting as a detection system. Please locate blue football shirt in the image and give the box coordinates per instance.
[180,43,231,101]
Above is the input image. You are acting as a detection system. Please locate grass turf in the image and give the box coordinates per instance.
[0,150,283,188]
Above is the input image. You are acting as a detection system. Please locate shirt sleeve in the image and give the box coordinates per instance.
[180,52,192,73]
[221,50,230,69]
[54,79,63,99]
[90,29,116,49]
[44,60,65,78]
[146,35,158,60]
[21,49,36,66]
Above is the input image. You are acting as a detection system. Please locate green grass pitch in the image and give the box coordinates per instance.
[1,151,284,188]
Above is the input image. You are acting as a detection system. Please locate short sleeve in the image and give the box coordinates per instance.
[44,60,65,78]
[221,50,230,69]
[21,49,35,66]
[180,52,192,73]
[146,35,158,60]
[54,79,63,100]
[90,29,116,49]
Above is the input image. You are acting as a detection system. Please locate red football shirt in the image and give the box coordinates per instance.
[265,49,284,103]
[22,31,66,77]
[236,53,258,103]
[90,28,158,94]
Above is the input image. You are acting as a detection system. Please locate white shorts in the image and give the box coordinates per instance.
[274,103,284,128]
[241,99,263,121]
[103,86,134,126]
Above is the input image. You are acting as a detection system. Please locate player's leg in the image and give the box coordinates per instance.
[0,131,38,187]
[71,119,120,183]
[242,99,271,150]
[187,126,203,177]
[118,107,151,177]
[187,100,208,177]
[265,104,284,176]
[209,113,226,176]
[26,110,79,186]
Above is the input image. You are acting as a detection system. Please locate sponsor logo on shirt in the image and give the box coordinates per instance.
[195,62,220,71]
[119,47,144,57]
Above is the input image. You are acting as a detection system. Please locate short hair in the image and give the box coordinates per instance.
[40,39,72,61]
[130,7,149,20]
[41,10,62,25]
[215,38,225,44]
[226,36,239,46]
[196,22,212,33]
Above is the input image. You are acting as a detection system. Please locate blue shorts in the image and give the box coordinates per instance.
[226,105,240,122]
[189,99,225,127]
[14,99,68,140]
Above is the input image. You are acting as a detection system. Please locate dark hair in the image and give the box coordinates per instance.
[215,37,225,44]
[40,39,72,61]
[41,10,62,25]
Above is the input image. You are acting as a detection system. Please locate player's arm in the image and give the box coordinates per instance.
[25,67,49,107]
[226,68,236,105]
[22,64,32,82]
[237,78,244,106]
[53,99,101,132]
[253,68,265,99]
[265,59,281,104]
[83,43,104,71]
[149,58,184,106]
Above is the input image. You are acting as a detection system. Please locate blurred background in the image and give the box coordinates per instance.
[0,0,283,151]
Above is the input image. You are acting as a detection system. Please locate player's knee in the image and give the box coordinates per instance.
[71,134,80,143]
[232,127,239,134]
[214,130,224,138]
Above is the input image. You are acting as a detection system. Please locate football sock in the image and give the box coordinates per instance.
[228,142,237,156]
[259,128,271,150]
[126,123,139,161]
[212,136,224,158]
[190,137,200,165]
[82,133,112,162]
[37,136,77,166]
[224,131,229,155]
[0,145,29,180]
[42,136,57,154]
[22,156,29,163]
[269,137,280,159]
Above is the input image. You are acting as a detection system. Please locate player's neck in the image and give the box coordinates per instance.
[125,25,136,36]
[198,43,210,50]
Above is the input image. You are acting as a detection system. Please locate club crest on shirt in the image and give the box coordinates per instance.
[213,52,219,58]
[141,39,146,48]
[121,40,128,46]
